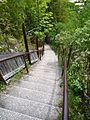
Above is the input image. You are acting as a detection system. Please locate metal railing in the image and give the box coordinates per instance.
[62,58,68,120]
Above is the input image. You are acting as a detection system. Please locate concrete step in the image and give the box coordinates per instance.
[21,75,55,86]
[17,76,62,94]
[0,107,42,120]
[5,86,53,105]
[30,71,56,77]
[6,82,62,106]
[30,68,56,72]
[29,73,56,80]
[0,94,59,119]
[15,80,54,94]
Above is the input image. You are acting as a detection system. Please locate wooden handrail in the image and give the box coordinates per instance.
[0,49,43,63]
[62,58,68,120]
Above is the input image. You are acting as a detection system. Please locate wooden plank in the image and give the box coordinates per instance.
[0,56,25,81]
[3,65,25,80]
[30,52,38,64]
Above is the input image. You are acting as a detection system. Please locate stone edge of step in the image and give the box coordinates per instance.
[0,94,59,108]
[0,107,42,120]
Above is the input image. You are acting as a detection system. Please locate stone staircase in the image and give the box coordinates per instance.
[0,45,63,120]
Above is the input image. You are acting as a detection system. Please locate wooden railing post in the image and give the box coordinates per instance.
[36,37,39,57]
[40,50,41,60]
[42,41,44,55]
[22,20,31,64]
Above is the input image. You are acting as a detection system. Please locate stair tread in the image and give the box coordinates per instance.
[5,86,53,105]
[21,75,55,86]
[0,107,42,120]
[0,94,59,119]
[15,80,54,94]
[5,86,62,106]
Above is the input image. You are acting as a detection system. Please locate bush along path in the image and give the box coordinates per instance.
[0,45,63,120]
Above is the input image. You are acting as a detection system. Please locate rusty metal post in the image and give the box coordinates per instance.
[39,51,41,60]
[42,41,44,55]
[62,58,68,120]
[36,37,39,57]
[22,20,31,64]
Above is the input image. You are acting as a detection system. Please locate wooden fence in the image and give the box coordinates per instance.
[0,49,43,83]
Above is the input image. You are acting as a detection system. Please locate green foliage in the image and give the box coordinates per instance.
[0,81,6,92]
[50,1,90,119]
[0,0,90,119]
[73,20,90,51]
[48,0,68,22]
[0,0,54,52]
[78,0,90,27]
